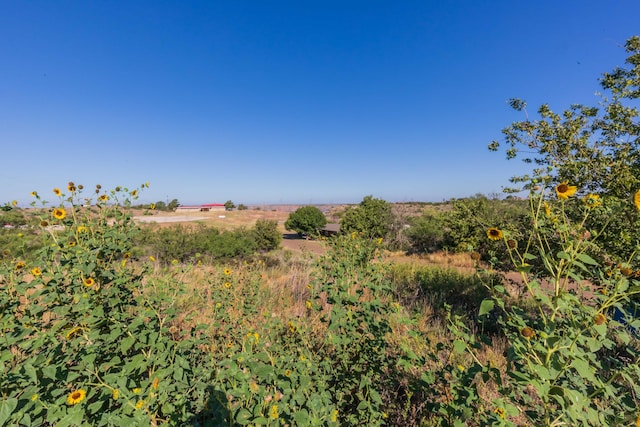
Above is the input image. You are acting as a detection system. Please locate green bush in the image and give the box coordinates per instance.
[340,196,393,240]
[284,205,327,237]
[404,212,447,253]
[251,219,282,251]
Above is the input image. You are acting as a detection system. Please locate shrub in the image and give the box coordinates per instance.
[404,212,447,253]
[340,196,393,240]
[251,219,282,251]
[284,205,327,237]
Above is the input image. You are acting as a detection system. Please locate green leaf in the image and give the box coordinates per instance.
[293,410,310,425]
[453,340,466,355]
[0,398,18,426]
[479,299,494,316]
[42,365,57,380]
[56,408,84,427]
[576,253,599,266]
[235,408,253,425]
[23,363,37,384]
[572,358,596,383]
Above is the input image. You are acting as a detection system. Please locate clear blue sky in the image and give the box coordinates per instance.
[2,1,639,206]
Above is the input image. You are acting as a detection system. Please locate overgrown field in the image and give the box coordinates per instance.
[2,35,640,427]
[1,179,639,426]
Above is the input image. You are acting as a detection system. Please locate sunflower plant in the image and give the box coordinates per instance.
[0,183,211,426]
[442,180,640,426]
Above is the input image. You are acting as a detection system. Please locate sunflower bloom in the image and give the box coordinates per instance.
[634,190,640,211]
[77,226,88,233]
[31,267,42,276]
[53,188,62,196]
[135,400,145,409]
[98,194,109,202]
[30,191,38,197]
[15,261,25,270]
[84,278,95,287]
[487,228,503,241]
[66,389,86,405]
[521,327,536,339]
[583,193,602,208]
[555,182,577,199]
[224,268,231,275]
[594,313,607,325]
[494,407,506,419]
[53,208,66,220]
[269,404,279,419]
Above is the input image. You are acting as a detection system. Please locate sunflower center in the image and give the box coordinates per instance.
[557,184,568,193]
[71,392,81,399]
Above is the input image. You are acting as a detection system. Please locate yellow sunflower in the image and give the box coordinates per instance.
[555,182,577,199]
[98,194,109,202]
[77,225,88,233]
[53,188,62,196]
[269,404,279,420]
[487,227,503,241]
[224,268,231,275]
[15,261,25,270]
[30,191,38,197]
[31,267,42,276]
[83,278,95,287]
[66,389,86,405]
[634,190,640,211]
[52,208,66,220]
[583,193,602,208]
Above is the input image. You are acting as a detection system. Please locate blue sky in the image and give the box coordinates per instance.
[1,1,639,206]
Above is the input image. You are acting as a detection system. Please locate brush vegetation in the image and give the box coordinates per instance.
[2,36,640,426]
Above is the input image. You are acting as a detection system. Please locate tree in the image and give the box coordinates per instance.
[285,206,327,237]
[237,204,248,211]
[168,199,180,211]
[224,200,236,211]
[489,35,640,261]
[154,201,167,211]
[340,196,392,239]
